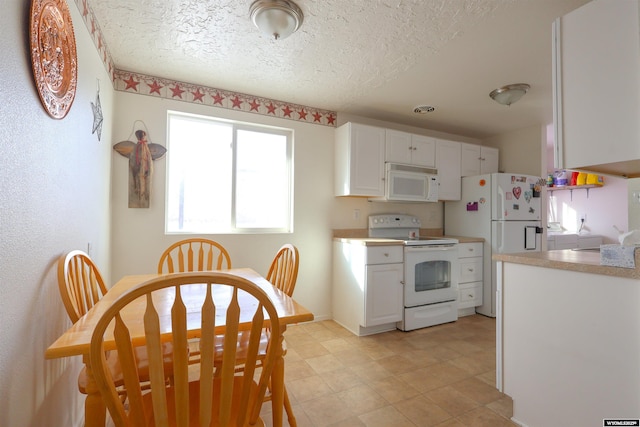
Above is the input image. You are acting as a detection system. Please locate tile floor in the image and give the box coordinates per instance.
[260,315,518,427]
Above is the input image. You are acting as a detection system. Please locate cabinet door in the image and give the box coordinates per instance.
[459,258,483,284]
[364,263,403,326]
[556,0,640,173]
[410,134,436,168]
[460,143,481,177]
[480,147,499,174]
[458,282,482,309]
[461,144,499,176]
[435,139,461,200]
[335,123,385,196]
[458,242,483,259]
[385,129,412,164]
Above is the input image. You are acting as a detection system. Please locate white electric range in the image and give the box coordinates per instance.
[368,214,459,330]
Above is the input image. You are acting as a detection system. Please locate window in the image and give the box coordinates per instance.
[166,111,293,234]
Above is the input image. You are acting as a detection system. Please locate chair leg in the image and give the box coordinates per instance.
[283,385,296,427]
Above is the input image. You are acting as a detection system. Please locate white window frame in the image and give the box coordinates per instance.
[165,111,294,234]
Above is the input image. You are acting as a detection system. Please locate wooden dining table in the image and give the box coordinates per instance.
[45,268,314,427]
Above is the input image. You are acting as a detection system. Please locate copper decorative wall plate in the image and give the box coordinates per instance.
[29,0,78,119]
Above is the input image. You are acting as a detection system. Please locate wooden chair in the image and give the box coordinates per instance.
[266,244,299,297]
[157,238,232,274]
[264,244,299,425]
[57,250,172,397]
[89,272,281,427]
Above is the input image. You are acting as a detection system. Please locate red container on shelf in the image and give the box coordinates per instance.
[570,171,579,186]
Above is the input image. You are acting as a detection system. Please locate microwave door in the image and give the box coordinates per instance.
[388,170,429,201]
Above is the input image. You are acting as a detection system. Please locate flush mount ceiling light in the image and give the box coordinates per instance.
[489,83,530,106]
[250,0,304,40]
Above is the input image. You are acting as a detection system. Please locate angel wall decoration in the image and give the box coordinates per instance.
[113,127,167,208]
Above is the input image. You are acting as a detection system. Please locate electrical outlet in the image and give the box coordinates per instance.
[580,213,587,222]
[353,209,360,220]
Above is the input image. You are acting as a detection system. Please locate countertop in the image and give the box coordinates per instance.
[493,249,640,280]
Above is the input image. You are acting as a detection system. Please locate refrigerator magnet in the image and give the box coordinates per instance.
[512,187,522,199]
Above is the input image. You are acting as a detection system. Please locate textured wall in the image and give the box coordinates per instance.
[0,1,113,426]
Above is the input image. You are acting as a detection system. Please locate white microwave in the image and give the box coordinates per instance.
[380,163,439,202]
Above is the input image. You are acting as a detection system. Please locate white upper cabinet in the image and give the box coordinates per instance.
[460,143,499,176]
[385,129,436,168]
[335,122,386,197]
[554,0,640,178]
[435,139,461,200]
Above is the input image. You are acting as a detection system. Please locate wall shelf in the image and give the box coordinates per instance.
[547,184,601,200]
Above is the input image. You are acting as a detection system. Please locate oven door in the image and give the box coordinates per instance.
[404,245,459,307]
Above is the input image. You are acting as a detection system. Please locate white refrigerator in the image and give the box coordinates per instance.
[444,173,543,317]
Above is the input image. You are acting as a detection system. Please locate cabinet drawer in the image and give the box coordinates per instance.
[366,246,403,264]
[458,282,482,308]
[459,258,482,283]
[458,242,483,258]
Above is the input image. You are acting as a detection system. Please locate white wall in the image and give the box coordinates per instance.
[547,175,629,243]
[0,1,113,426]
[483,125,545,176]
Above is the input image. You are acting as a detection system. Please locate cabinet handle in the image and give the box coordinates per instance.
[468,294,474,298]
[400,280,405,285]
[467,268,474,272]
[384,253,389,257]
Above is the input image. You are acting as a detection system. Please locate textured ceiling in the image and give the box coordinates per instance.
[89,0,590,138]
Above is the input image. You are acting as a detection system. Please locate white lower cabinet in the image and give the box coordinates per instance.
[457,242,483,316]
[333,241,404,336]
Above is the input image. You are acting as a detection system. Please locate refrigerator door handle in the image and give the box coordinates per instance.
[496,221,504,252]
[524,226,537,250]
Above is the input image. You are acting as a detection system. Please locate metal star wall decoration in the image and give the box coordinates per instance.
[91,89,103,141]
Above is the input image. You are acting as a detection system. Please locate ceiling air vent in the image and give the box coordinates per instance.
[413,105,435,114]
